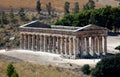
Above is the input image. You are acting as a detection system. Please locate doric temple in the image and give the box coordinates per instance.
[19,21,108,59]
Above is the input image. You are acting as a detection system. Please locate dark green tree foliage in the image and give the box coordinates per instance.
[83,0,95,10]
[64,2,70,15]
[9,7,17,24]
[36,0,41,14]
[81,64,91,75]
[11,70,19,77]
[73,2,79,14]
[115,45,120,51]
[10,8,14,21]
[0,12,4,27]
[92,54,120,77]
[18,8,26,21]
[55,6,120,32]
[46,2,52,15]
[55,14,75,26]
[6,63,19,77]
[6,63,15,77]
[0,11,9,25]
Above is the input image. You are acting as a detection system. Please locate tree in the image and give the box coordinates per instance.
[9,7,17,24]
[64,2,70,15]
[11,70,19,77]
[73,2,79,14]
[0,11,9,25]
[6,63,19,77]
[36,0,41,14]
[18,8,26,21]
[81,64,91,75]
[46,2,52,15]
[115,45,120,51]
[83,0,95,10]
[92,54,120,77]
[6,63,15,77]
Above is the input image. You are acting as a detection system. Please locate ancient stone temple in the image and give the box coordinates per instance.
[19,21,108,59]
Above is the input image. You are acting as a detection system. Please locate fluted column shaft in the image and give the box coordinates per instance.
[28,35,31,50]
[64,37,67,55]
[92,36,96,55]
[32,35,35,51]
[86,37,89,54]
[60,37,63,54]
[24,34,28,49]
[69,37,72,56]
[20,34,24,49]
[99,36,103,55]
[104,36,107,54]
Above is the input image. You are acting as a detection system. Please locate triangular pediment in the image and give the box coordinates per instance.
[74,24,107,32]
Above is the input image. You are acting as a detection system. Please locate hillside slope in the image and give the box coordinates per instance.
[0,0,119,11]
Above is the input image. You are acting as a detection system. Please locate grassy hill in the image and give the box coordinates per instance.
[0,0,119,11]
[0,54,86,77]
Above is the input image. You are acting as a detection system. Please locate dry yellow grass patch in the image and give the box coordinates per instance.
[0,0,118,11]
[0,60,86,77]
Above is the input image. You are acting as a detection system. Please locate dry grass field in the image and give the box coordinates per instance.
[0,0,119,11]
[0,54,86,77]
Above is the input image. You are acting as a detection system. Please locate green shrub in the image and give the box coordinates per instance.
[92,54,120,77]
[81,64,91,75]
[6,63,15,77]
[11,70,19,77]
[6,63,19,77]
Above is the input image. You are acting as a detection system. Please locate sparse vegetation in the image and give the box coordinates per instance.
[55,6,120,32]
[6,63,18,77]
[64,2,70,15]
[36,0,41,14]
[92,54,120,77]
[0,61,81,77]
[46,2,52,15]
[115,45,120,51]
[73,2,80,14]
[81,64,91,75]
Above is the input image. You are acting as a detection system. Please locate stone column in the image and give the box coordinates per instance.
[53,36,56,53]
[92,36,96,56]
[42,35,44,52]
[96,37,99,53]
[79,37,82,54]
[71,38,73,55]
[60,37,63,54]
[86,37,90,55]
[28,34,31,50]
[24,34,28,50]
[20,34,24,49]
[39,35,41,51]
[43,35,46,52]
[36,35,40,51]
[104,36,107,54]
[57,36,60,54]
[73,37,76,58]
[69,37,72,56]
[41,35,44,51]
[32,35,35,51]
[64,37,67,55]
[81,37,85,55]
[47,36,50,52]
[49,36,52,53]
[99,36,103,55]
[73,37,79,59]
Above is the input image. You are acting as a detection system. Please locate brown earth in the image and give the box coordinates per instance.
[0,0,119,11]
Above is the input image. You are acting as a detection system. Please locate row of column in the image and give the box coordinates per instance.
[77,36,107,56]
[20,33,107,58]
[20,34,77,57]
